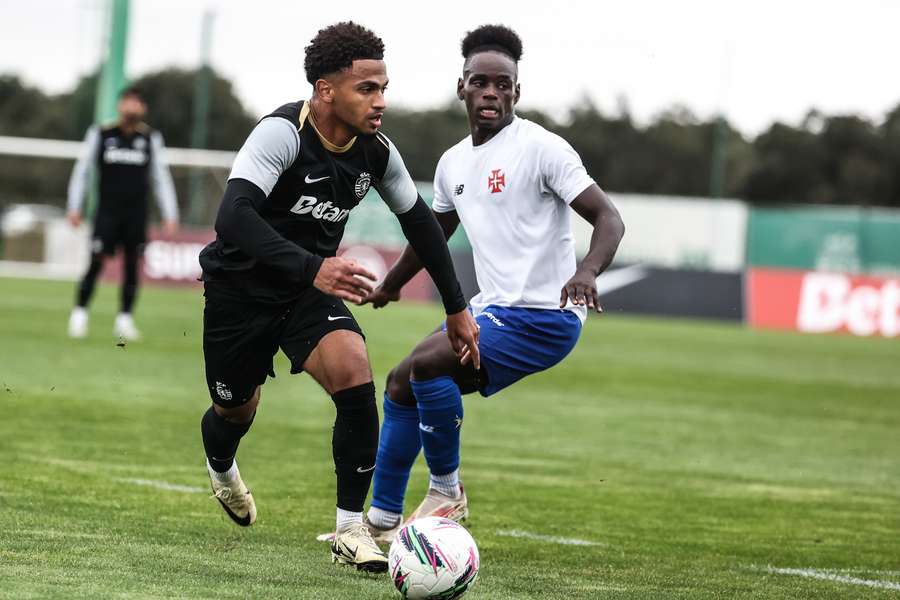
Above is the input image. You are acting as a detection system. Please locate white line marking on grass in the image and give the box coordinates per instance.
[495,529,607,547]
[117,478,206,494]
[757,566,900,592]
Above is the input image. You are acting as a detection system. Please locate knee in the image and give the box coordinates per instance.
[409,347,448,383]
[327,352,372,395]
[214,387,260,424]
[386,366,415,407]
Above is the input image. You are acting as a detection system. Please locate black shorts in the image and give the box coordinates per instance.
[202,286,365,407]
[92,214,146,256]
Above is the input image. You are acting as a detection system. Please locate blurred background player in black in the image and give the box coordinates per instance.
[196,22,479,572]
[66,86,179,341]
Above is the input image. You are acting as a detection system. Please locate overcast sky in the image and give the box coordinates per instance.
[1,0,898,136]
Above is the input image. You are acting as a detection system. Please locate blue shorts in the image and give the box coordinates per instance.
[446,305,583,397]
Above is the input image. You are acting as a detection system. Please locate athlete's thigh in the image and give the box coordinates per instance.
[277,288,370,394]
[203,294,280,408]
[475,306,582,397]
[302,329,372,395]
[386,322,451,404]
[408,330,481,394]
[91,214,121,256]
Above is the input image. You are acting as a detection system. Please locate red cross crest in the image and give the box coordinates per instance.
[487,169,506,194]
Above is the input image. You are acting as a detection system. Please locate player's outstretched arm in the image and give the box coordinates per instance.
[362,209,460,308]
[561,185,625,312]
[66,125,100,227]
[149,131,179,235]
[389,198,478,368]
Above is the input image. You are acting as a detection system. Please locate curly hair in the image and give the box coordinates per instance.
[303,22,385,84]
[461,24,523,62]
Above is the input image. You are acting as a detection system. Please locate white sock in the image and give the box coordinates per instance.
[207,459,238,483]
[367,506,402,530]
[429,469,461,497]
[336,508,363,532]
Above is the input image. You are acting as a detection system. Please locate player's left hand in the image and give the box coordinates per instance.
[360,284,400,309]
[560,267,603,313]
[162,219,179,236]
[445,310,480,371]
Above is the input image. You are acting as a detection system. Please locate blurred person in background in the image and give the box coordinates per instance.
[66,86,179,341]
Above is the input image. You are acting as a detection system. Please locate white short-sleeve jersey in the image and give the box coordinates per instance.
[433,117,595,322]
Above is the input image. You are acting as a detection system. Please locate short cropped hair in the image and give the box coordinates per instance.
[304,21,385,84]
[461,24,523,62]
[118,85,146,102]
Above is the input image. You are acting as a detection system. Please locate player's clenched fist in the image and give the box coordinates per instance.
[313,257,377,305]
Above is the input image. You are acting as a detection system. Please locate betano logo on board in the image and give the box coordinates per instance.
[749,269,900,337]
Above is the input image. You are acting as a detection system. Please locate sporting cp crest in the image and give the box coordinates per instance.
[355,172,372,199]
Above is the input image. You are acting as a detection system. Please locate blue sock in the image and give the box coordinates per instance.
[411,376,463,477]
[371,394,422,514]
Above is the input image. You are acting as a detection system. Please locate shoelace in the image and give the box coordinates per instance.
[345,523,381,552]
[212,486,244,504]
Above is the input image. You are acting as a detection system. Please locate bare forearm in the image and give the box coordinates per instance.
[381,245,424,292]
[579,211,625,276]
[384,207,459,295]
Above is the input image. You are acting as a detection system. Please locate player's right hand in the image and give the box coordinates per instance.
[360,284,400,309]
[313,257,377,305]
[446,309,480,371]
[67,211,82,227]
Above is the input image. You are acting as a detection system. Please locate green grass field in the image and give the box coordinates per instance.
[1,278,898,599]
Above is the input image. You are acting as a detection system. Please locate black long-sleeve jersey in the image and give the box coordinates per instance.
[200,100,466,312]
[67,123,178,224]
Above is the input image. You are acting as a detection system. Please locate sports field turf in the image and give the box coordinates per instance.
[1,277,898,599]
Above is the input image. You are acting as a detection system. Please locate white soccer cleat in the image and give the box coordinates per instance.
[113,313,141,341]
[407,484,469,523]
[331,521,389,573]
[68,307,89,338]
[364,513,403,546]
[209,465,257,527]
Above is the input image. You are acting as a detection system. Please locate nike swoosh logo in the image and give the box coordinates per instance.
[327,315,351,321]
[356,465,375,473]
[594,265,648,295]
[305,174,330,184]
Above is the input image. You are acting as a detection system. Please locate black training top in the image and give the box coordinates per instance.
[66,123,178,224]
[200,100,466,311]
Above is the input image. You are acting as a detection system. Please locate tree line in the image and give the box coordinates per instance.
[2,67,899,220]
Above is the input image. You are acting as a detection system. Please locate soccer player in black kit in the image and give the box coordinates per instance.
[197,22,480,572]
[66,86,179,341]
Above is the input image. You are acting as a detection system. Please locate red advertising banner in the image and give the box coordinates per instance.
[748,268,900,337]
[100,227,435,302]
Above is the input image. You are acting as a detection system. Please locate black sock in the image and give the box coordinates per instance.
[201,406,254,472]
[121,246,140,314]
[331,382,379,513]
[76,254,104,308]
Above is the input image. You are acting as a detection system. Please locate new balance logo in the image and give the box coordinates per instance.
[454,184,465,195]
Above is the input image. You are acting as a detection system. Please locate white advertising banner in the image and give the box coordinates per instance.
[571,193,748,272]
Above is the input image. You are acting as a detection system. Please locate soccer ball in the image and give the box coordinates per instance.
[388,517,480,599]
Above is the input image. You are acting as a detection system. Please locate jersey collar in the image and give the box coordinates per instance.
[306,107,357,154]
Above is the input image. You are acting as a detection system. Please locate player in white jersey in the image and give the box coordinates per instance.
[359,24,625,540]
